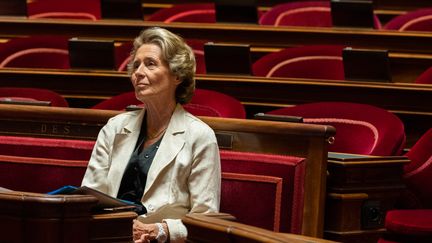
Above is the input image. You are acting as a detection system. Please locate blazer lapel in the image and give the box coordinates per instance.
[109,110,145,196]
[144,105,186,196]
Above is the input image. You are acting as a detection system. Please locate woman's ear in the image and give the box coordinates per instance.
[174,76,182,85]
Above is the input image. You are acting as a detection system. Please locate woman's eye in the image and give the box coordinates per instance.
[146,61,157,69]
[132,61,140,70]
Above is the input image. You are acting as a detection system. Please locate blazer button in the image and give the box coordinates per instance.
[148,204,154,211]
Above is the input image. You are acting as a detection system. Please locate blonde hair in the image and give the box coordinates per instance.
[128,27,196,104]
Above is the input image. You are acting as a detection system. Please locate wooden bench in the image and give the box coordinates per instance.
[0,104,335,237]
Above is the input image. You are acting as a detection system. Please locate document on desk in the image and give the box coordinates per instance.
[47,185,142,213]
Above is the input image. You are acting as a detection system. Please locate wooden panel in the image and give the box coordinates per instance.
[324,153,410,243]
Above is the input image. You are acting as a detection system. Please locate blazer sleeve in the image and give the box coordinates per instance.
[165,128,221,242]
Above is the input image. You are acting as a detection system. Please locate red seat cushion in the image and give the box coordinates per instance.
[385,210,432,236]
[147,4,216,23]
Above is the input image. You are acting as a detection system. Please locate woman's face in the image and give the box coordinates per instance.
[130,44,180,102]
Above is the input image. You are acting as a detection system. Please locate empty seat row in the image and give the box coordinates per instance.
[4,0,431,32]
[148,2,432,32]
[0,85,408,157]
[1,36,431,84]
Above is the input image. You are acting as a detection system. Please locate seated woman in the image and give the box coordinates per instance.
[81,27,221,243]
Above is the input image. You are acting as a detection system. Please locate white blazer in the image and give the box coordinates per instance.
[82,104,221,242]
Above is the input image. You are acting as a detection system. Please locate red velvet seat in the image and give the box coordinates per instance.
[185,39,207,75]
[259,1,381,28]
[0,87,69,107]
[91,91,139,110]
[0,36,70,69]
[415,66,432,84]
[379,128,432,242]
[0,154,88,193]
[384,8,432,32]
[0,136,94,160]
[220,150,306,233]
[266,102,406,156]
[27,0,101,20]
[92,89,246,119]
[252,45,345,80]
[147,4,216,23]
[185,89,246,119]
[403,128,432,207]
[381,209,432,243]
[115,41,133,72]
[0,136,94,193]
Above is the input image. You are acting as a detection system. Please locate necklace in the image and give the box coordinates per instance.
[147,126,167,140]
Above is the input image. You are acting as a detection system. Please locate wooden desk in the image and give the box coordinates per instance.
[91,211,136,242]
[0,190,136,243]
[324,152,410,243]
[0,104,335,237]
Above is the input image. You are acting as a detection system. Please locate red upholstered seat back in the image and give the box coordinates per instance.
[186,39,207,75]
[415,66,432,84]
[267,102,406,156]
[0,87,69,107]
[27,0,101,20]
[184,89,246,119]
[91,91,139,110]
[0,36,70,69]
[92,89,246,119]
[0,155,87,193]
[0,136,94,193]
[259,1,381,28]
[384,8,432,32]
[147,4,216,23]
[220,150,306,233]
[259,1,332,27]
[403,128,432,207]
[0,136,94,160]
[252,45,345,80]
[115,41,133,72]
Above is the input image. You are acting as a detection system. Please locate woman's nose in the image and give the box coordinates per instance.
[134,64,146,77]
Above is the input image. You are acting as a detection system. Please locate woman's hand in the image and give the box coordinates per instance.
[133,220,169,243]
[133,220,158,242]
